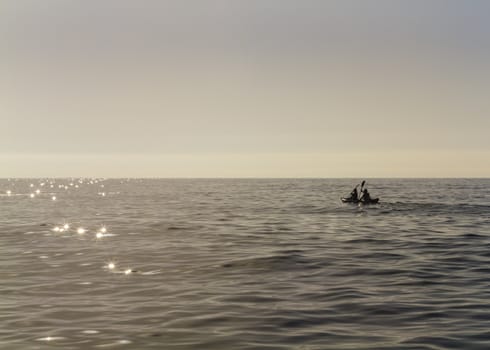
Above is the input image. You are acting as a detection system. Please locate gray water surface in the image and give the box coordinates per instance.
[1,179,490,349]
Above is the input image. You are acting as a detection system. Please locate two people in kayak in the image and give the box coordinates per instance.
[344,181,377,204]
[348,186,372,202]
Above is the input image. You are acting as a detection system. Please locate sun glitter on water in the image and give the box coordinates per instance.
[104,261,116,271]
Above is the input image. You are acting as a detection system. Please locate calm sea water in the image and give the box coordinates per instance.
[1,178,490,350]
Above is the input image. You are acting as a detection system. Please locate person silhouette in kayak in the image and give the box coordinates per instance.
[360,188,372,203]
[349,186,359,201]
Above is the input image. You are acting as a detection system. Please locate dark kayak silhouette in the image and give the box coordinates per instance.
[341,180,379,204]
[341,197,379,204]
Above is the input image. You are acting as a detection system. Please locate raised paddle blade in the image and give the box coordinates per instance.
[360,180,366,193]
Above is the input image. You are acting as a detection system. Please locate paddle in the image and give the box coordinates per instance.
[359,180,366,202]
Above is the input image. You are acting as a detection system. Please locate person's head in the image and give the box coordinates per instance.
[363,189,368,193]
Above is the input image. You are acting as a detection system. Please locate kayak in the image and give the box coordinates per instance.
[341,197,379,205]
[341,197,358,203]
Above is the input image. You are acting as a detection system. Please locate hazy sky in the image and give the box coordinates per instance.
[1,0,489,177]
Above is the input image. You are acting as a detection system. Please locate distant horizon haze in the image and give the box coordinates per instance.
[0,151,488,178]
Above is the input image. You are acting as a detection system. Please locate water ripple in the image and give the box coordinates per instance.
[1,178,490,349]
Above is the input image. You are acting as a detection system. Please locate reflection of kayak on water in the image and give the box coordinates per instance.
[341,197,379,205]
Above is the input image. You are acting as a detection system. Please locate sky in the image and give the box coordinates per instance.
[1,0,489,177]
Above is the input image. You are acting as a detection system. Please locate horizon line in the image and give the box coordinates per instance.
[1,177,489,180]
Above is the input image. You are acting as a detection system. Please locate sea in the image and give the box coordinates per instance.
[1,178,490,350]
